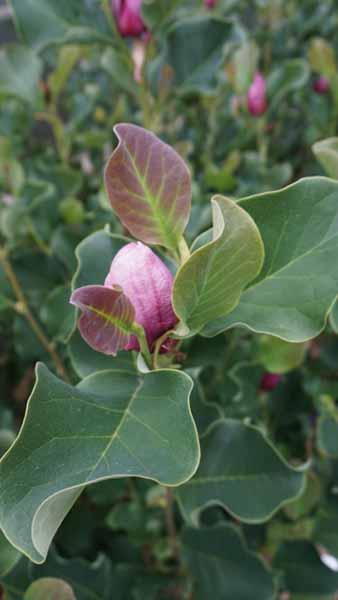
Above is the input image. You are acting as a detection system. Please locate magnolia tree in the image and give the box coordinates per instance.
[2,120,338,597]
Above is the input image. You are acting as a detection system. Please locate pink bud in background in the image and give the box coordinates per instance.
[112,0,146,38]
[247,72,268,117]
[313,75,330,95]
[105,242,178,351]
[204,0,217,8]
[260,373,282,391]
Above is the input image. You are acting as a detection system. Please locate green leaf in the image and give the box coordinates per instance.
[258,335,308,374]
[173,195,264,334]
[104,124,191,251]
[164,16,236,93]
[176,419,305,524]
[0,364,199,562]
[40,285,74,343]
[313,138,338,179]
[24,578,75,600]
[273,541,338,598]
[308,38,337,79]
[142,0,184,30]
[313,498,338,558]
[317,415,338,457]
[203,178,338,342]
[68,330,135,379]
[10,0,112,51]
[182,524,276,600]
[232,41,259,94]
[267,59,310,108]
[0,45,42,106]
[329,298,338,332]
[0,531,21,577]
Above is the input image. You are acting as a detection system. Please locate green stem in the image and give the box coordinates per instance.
[132,323,152,368]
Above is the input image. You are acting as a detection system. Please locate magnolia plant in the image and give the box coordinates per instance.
[2,121,338,597]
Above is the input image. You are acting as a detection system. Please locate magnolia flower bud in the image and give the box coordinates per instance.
[313,75,330,94]
[105,242,177,350]
[247,72,268,117]
[260,373,282,391]
[112,0,146,38]
[204,0,217,8]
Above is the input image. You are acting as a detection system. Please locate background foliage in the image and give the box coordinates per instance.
[1,0,338,598]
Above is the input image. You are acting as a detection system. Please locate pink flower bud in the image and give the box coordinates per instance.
[204,0,217,8]
[112,0,146,38]
[247,72,268,117]
[260,373,282,392]
[313,75,330,95]
[105,242,178,351]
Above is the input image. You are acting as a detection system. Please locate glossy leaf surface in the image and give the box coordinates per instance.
[176,419,305,524]
[203,178,338,341]
[0,364,199,562]
[173,195,264,333]
[104,124,191,251]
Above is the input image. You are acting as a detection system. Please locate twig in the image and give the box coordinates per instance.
[0,247,70,382]
[164,487,179,561]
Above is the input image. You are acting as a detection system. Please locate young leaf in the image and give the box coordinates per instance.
[258,335,308,374]
[70,285,136,356]
[24,578,75,600]
[104,124,191,251]
[182,524,276,600]
[312,137,338,179]
[0,364,199,562]
[173,195,264,334]
[203,178,338,342]
[176,419,305,524]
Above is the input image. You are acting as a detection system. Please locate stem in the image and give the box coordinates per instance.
[177,237,190,264]
[132,322,152,368]
[164,487,179,561]
[0,247,70,382]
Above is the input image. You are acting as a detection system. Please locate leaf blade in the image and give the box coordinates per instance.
[173,195,264,333]
[104,123,191,250]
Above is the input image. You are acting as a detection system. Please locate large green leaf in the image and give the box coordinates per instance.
[0,45,42,106]
[0,531,21,577]
[176,419,305,524]
[9,0,112,51]
[164,16,236,93]
[203,178,338,342]
[182,524,276,600]
[104,124,191,251]
[68,330,135,379]
[173,195,264,334]
[273,541,338,598]
[0,364,199,562]
[312,137,338,179]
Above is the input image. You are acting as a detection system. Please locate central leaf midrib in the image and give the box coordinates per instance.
[124,144,177,248]
[87,304,132,335]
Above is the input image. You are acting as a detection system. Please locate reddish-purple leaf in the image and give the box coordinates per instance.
[104,123,191,251]
[70,285,135,355]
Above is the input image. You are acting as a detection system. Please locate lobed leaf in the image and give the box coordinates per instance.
[104,124,191,251]
[173,195,264,334]
[0,364,199,562]
[176,419,305,524]
[182,524,276,600]
[203,178,338,342]
[70,285,136,356]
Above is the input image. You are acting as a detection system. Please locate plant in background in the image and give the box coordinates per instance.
[2,1,338,598]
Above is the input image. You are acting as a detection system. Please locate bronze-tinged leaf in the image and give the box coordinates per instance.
[70,285,135,355]
[104,123,191,251]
